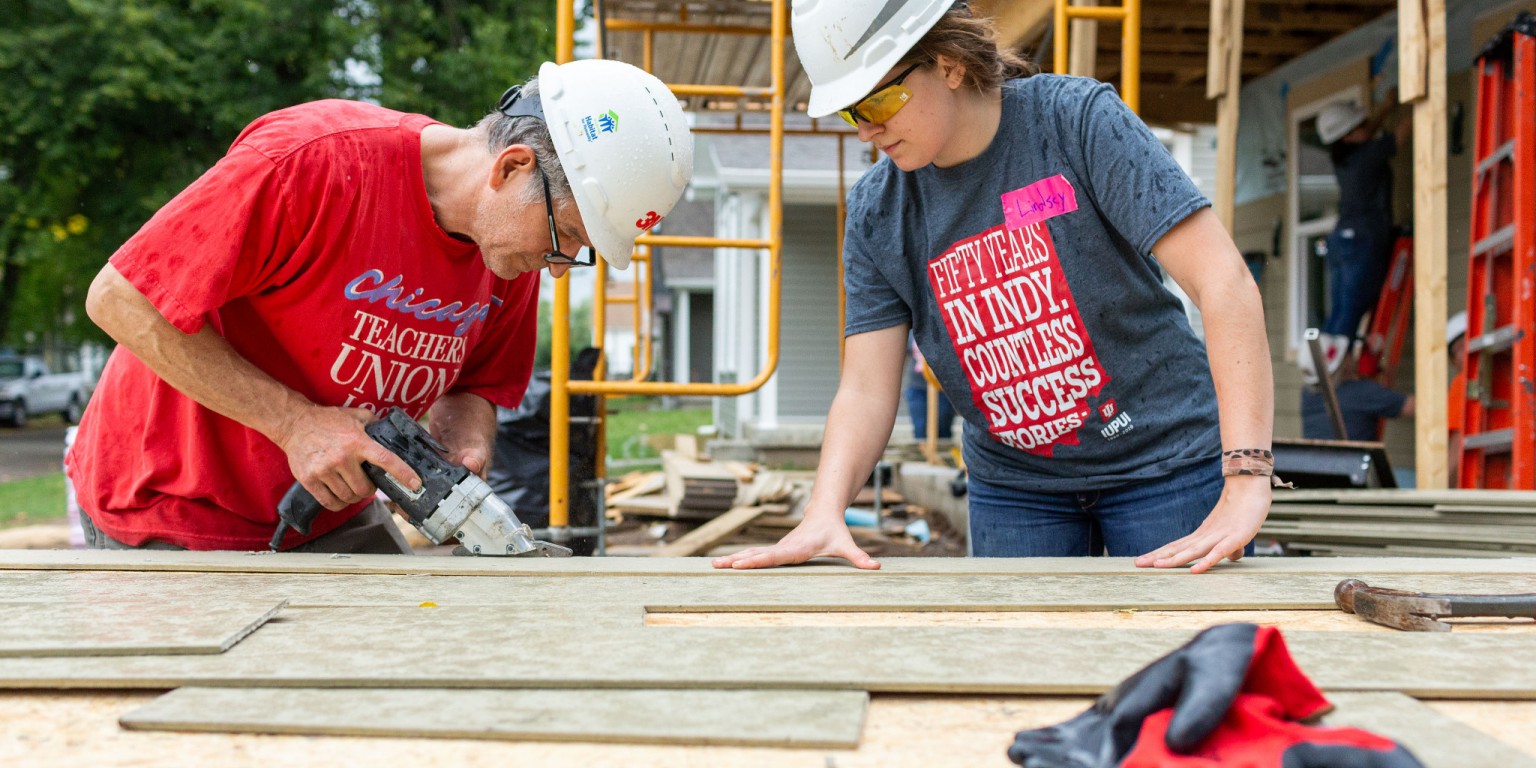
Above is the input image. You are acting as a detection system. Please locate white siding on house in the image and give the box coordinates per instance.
[713,194,762,437]
[776,204,843,422]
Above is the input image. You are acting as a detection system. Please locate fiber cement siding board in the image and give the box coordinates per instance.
[120,687,870,748]
[5,551,1536,577]
[1274,489,1536,505]
[6,570,1536,612]
[0,600,284,657]
[4,608,1535,698]
[777,203,842,420]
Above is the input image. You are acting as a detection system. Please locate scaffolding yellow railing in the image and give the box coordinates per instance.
[547,0,791,534]
[1054,0,1142,114]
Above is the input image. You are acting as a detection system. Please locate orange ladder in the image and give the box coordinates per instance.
[1357,234,1415,383]
[1353,233,1413,441]
[1457,13,1536,489]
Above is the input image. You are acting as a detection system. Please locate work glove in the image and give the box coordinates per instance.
[1006,623,1424,768]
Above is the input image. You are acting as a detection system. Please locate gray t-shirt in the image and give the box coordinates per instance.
[842,75,1221,492]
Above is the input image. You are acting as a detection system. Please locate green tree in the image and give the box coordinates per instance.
[369,1,557,128]
[0,0,556,348]
[535,295,592,372]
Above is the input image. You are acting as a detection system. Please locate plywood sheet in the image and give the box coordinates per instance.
[4,550,1536,578]
[12,690,1536,768]
[0,600,284,657]
[0,690,1094,768]
[4,608,1536,698]
[1430,700,1536,758]
[7,570,1536,613]
[1326,692,1536,768]
[119,687,868,748]
[646,609,1536,633]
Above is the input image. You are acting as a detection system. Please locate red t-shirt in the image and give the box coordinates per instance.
[67,100,539,550]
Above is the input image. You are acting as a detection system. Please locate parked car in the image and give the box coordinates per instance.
[0,355,90,427]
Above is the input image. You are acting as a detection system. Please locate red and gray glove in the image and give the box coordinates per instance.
[1007,623,1424,768]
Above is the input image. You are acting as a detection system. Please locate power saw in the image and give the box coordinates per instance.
[270,407,572,557]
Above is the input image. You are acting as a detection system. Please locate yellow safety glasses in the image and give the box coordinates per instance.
[837,62,923,127]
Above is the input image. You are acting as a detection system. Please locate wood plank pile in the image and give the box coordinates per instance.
[602,450,958,557]
[601,441,807,555]
[1262,489,1536,558]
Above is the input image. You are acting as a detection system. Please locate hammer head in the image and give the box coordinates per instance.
[1335,578,1455,632]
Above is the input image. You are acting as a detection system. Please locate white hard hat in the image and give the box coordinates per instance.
[1317,100,1367,145]
[1447,311,1468,344]
[792,0,954,118]
[537,60,693,269]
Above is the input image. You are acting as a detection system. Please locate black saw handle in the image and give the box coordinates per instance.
[270,408,469,551]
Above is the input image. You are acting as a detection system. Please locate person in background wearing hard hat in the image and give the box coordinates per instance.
[1309,86,1411,378]
[69,60,693,553]
[715,1,1274,574]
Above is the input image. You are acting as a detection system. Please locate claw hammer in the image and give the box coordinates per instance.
[1335,578,1536,632]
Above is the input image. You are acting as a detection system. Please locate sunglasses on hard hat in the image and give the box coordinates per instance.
[500,85,595,268]
[837,62,923,127]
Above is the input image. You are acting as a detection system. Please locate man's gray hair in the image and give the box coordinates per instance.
[476,77,573,207]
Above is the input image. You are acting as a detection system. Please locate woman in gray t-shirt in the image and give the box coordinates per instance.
[713,2,1276,574]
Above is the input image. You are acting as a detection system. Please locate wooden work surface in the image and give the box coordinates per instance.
[3,552,1534,767]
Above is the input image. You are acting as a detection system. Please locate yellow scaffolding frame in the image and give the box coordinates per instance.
[547,1,791,534]
[1054,0,1142,114]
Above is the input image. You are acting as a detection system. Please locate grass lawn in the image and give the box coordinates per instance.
[0,472,67,528]
[604,398,713,471]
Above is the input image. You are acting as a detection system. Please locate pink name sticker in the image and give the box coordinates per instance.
[1001,175,1079,231]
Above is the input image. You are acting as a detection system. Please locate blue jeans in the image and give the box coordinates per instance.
[905,384,956,440]
[968,460,1247,557]
[1323,226,1391,338]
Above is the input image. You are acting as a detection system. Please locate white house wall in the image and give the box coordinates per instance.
[712,193,764,437]
[775,204,843,423]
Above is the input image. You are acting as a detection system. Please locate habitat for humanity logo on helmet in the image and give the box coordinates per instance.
[581,110,621,142]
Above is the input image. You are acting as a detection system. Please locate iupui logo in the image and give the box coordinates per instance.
[1099,399,1118,423]
[635,211,661,229]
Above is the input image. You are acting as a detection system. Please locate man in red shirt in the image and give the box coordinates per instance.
[69,60,694,553]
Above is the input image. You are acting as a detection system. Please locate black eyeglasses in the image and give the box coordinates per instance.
[535,168,595,268]
[501,84,594,268]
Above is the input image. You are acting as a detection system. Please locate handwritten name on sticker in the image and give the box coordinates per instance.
[1001,175,1079,231]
